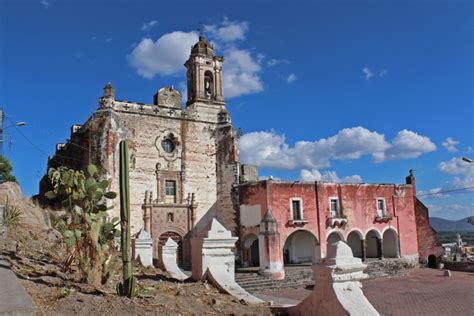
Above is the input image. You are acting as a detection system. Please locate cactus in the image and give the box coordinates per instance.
[116,140,136,298]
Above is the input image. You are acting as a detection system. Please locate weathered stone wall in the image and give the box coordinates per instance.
[40,96,238,237]
[415,198,444,263]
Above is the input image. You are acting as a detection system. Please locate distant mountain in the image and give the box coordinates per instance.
[429,217,474,232]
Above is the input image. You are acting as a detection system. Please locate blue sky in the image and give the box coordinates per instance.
[0,0,472,220]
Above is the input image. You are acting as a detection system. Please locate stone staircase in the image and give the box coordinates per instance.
[235,265,314,293]
[235,259,411,293]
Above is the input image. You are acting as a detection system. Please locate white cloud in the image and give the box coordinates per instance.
[379,69,387,77]
[438,157,474,189]
[240,127,435,170]
[204,17,249,43]
[267,58,290,67]
[128,31,199,78]
[287,73,297,84]
[300,169,362,183]
[442,137,459,152]
[141,20,158,31]
[363,67,373,80]
[41,0,51,9]
[128,19,263,98]
[223,49,264,98]
[380,130,437,161]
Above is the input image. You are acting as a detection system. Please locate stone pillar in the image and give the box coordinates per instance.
[288,241,379,316]
[132,229,153,267]
[378,238,384,260]
[258,209,285,280]
[191,218,238,281]
[361,239,366,262]
[143,191,152,233]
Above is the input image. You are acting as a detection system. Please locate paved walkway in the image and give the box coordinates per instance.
[258,268,474,316]
[0,260,36,315]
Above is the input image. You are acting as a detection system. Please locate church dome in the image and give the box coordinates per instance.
[191,36,215,57]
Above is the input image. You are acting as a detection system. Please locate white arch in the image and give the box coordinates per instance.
[381,226,398,236]
[382,228,399,258]
[325,229,345,242]
[346,228,364,240]
[364,228,382,240]
[283,229,320,264]
[242,233,259,248]
[346,230,364,259]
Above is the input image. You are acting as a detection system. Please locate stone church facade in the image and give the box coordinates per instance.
[40,36,441,271]
[40,36,240,267]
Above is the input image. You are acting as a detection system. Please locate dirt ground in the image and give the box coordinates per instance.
[0,222,272,315]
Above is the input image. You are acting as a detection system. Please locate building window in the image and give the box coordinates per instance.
[330,198,341,217]
[165,180,176,203]
[161,138,175,153]
[167,213,174,223]
[376,198,386,217]
[290,198,303,220]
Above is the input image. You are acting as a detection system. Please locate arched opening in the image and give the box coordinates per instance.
[204,71,214,99]
[326,231,343,250]
[382,229,399,258]
[366,230,382,259]
[158,231,183,266]
[242,234,260,267]
[428,254,437,268]
[347,231,364,259]
[283,230,320,264]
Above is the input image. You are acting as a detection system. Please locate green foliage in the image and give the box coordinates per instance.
[45,163,118,287]
[0,156,17,184]
[2,196,22,230]
[116,140,136,298]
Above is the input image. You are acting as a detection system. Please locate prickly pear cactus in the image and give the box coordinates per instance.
[116,140,136,298]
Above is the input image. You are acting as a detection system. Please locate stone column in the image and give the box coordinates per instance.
[378,238,384,260]
[361,239,367,262]
[258,209,285,280]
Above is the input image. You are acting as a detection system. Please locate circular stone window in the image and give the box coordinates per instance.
[161,138,175,153]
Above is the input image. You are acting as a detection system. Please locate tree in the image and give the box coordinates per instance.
[0,156,17,184]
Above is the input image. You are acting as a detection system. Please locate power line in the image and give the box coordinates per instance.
[4,114,111,175]
[416,186,474,197]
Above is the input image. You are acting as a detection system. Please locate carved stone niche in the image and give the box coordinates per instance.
[155,129,181,162]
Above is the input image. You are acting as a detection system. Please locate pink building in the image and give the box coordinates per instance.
[237,171,437,279]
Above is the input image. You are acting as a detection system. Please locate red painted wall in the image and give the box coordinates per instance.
[239,180,422,261]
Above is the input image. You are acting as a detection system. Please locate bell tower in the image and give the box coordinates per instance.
[184,36,225,106]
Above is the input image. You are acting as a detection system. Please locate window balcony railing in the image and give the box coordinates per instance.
[326,215,348,228]
[374,214,393,223]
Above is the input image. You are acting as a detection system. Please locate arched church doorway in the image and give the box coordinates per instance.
[283,230,320,264]
[158,231,183,266]
[366,230,382,259]
[242,234,260,267]
[383,229,399,258]
[347,231,364,259]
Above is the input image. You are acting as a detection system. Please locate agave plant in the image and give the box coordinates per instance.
[2,196,22,230]
[45,164,119,287]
